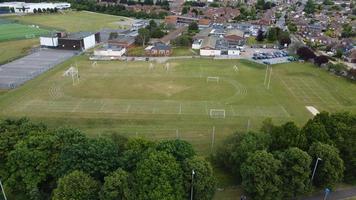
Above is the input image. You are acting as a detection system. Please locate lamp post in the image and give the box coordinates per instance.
[0,180,7,200]
[190,170,195,200]
[311,157,322,181]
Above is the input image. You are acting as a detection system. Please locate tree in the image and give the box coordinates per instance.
[302,120,331,147]
[287,22,297,33]
[156,139,195,161]
[133,151,184,200]
[341,24,355,38]
[182,6,189,14]
[188,22,199,33]
[256,29,265,42]
[314,55,329,66]
[297,46,316,60]
[58,137,120,180]
[256,0,265,10]
[267,27,278,42]
[215,132,270,182]
[5,133,58,199]
[278,31,291,46]
[241,150,282,200]
[182,156,216,200]
[33,8,37,13]
[308,142,344,188]
[120,138,155,171]
[277,148,312,199]
[53,171,100,200]
[270,122,307,151]
[100,168,131,200]
[304,0,316,14]
[136,28,150,46]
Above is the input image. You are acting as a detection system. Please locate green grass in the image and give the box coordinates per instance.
[0,39,39,64]
[127,46,145,56]
[246,36,276,45]
[1,57,356,156]
[171,47,195,56]
[5,11,133,32]
[0,23,51,41]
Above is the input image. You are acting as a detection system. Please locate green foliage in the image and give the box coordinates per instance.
[100,168,131,200]
[156,139,195,161]
[58,137,120,180]
[215,132,270,181]
[287,22,297,33]
[304,0,316,14]
[276,148,312,199]
[341,24,355,38]
[133,151,184,200]
[136,28,150,46]
[302,120,331,146]
[209,2,219,7]
[323,0,334,5]
[270,122,307,151]
[241,150,282,200]
[52,170,100,200]
[188,22,199,33]
[182,156,216,200]
[172,34,192,47]
[308,142,344,188]
[120,138,155,171]
[5,133,57,199]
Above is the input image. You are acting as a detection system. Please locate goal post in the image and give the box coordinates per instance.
[206,76,219,83]
[209,109,226,118]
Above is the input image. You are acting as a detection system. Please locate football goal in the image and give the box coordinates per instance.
[207,77,219,83]
[209,109,226,118]
[63,66,79,85]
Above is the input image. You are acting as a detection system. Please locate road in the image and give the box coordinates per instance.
[303,187,356,200]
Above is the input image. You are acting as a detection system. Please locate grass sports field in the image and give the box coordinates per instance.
[0,39,38,64]
[1,57,356,155]
[6,11,134,32]
[0,22,50,41]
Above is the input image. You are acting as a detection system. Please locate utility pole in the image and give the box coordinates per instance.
[311,157,322,181]
[190,170,195,200]
[267,66,272,90]
[264,65,269,85]
[211,126,215,150]
[0,180,7,200]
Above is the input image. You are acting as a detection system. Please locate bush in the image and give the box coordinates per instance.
[297,47,316,60]
[314,55,329,66]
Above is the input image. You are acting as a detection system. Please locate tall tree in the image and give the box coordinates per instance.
[156,139,195,162]
[302,120,331,147]
[308,142,344,188]
[58,137,120,180]
[277,148,312,199]
[133,151,184,200]
[136,28,150,46]
[100,168,131,200]
[52,171,100,200]
[182,156,216,200]
[270,122,306,151]
[304,0,316,14]
[241,150,282,200]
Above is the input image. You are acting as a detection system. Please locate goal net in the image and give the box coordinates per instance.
[207,77,219,83]
[210,109,226,118]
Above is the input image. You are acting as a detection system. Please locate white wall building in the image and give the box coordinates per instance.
[0,2,70,13]
[192,39,203,50]
[40,36,58,47]
[94,45,126,57]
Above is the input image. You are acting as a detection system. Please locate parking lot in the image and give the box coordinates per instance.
[0,49,77,89]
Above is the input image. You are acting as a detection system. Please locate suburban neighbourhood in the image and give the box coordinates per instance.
[0,0,355,200]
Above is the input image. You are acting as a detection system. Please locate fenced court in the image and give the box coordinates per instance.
[1,58,356,154]
[0,19,52,41]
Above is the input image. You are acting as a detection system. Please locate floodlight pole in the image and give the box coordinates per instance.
[267,66,272,90]
[190,170,195,200]
[0,180,7,200]
[311,157,322,181]
[264,65,269,85]
[211,126,215,150]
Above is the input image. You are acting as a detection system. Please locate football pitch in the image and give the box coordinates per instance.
[0,23,51,41]
[0,57,356,154]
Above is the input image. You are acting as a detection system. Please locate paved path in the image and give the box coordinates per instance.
[303,187,356,200]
